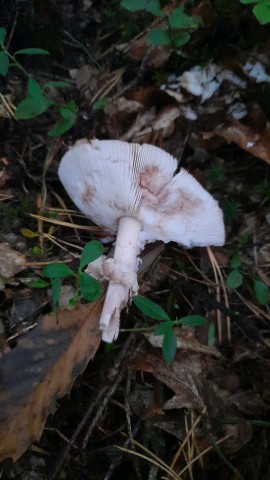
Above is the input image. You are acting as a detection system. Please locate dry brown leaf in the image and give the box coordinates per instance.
[131,341,214,411]
[0,301,102,462]
[144,327,222,358]
[214,120,270,164]
[128,40,170,68]
[104,97,143,139]
[231,390,270,415]
[0,243,26,281]
[132,105,180,143]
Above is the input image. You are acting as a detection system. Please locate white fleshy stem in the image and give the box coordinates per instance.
[100,216,142,342]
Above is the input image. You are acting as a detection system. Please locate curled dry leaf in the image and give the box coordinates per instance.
[215,119,270,164]
[0,300,102,462]
[127,39,170,69]
[131,341,215,411]
[0,243,26,283]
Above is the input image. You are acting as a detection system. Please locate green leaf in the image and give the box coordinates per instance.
[0,27,7,46]
[44,81,70,88]
[80,272,102,302]
[69,294,80,306]
[162,330,177,365]
[14,48,50,55]
[47,117,75,136]
[59,100,77,119]
[147,28,171,46]
[33,245,41,256]
[0,51,9,76]
[133,296,170,321]
[15,78,53,119]
[29,279,50,288]
[226,270,243,289]
[172,32,191,48]
[43,263,75,279]
[120,0,145,11]
[169,7,198,29]
[253,280,269,306]
[178,315,206,327]
[52,277,61,309]
[48,101,77,136]
[79,240,103,270]
[253,4,270,24]
[121,0,163,15]
[144,0,163,16]
[230,255,241,269]
[154,321,174,336]
[92,98,108,110]
[20,228,38,238]
[208,322,216,346]
[239,0,256,4]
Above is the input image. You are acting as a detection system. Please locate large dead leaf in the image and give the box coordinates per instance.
[214,119,270,164]
[0,301,102,462]
[131,339,215,411]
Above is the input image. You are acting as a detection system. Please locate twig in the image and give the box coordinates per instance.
[207,247,222,342]
[125,371,143,480]
[30,213,102,232]
[81,334,136,448]
[103,420,142,480]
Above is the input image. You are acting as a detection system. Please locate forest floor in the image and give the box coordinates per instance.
[0,1,270,479]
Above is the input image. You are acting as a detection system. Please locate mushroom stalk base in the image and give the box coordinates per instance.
[100,216,142,342]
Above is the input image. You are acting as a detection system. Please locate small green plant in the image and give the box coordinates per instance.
[120,0,202,50]
[226,255,243,289]
[253,279,269,305]
[207,162,225,187]
[240,0,270,24]
[0,27,77,136]
[133,295,206,365]
[30,240,103,311]
[226,254,269,306]
[223,199,242,224]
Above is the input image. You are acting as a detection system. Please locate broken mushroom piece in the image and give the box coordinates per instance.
[59,139,225,342]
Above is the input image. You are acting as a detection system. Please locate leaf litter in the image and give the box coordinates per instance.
[1,1,270,479]
[0,301,102,463]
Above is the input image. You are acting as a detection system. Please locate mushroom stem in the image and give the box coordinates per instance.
[100,216,142,342]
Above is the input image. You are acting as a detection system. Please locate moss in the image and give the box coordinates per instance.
[0,195,33,234]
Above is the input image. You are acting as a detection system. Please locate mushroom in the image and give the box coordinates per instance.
[59,139,225,342]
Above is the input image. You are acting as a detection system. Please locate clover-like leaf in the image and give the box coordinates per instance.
[79,240,103,271]
[48,101,77,136]
[80,272,102,302]
[226,269,243,289]
[15,79,53,119]
[147,28,171,46]
[43,263,75,279]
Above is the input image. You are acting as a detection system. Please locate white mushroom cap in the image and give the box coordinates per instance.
[59,139,225,343]
[58,139,225,248]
